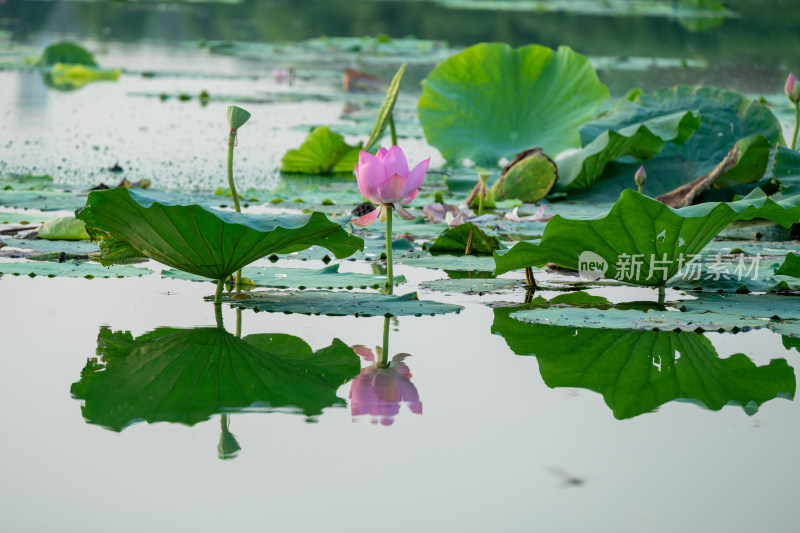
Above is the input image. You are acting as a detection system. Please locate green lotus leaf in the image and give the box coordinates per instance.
[280,126,362,174]
[771,145,800,197]
[39,41,97,66]
[573,86,783,198]
[70,326,360,431]
[775,252,800,277]
[428,222,501,255]
[494,188,800,286]
[494,149,559,202]
[37,216,90,241]
[556,110,700,190]
[75,187,363,280]
[492,307,795,419]
[418,43,609,164]
[224,291,462,317]
[364,63,406,151]
[419,277,520,294]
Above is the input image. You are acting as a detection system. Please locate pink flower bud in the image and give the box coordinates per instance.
[785,72,800,103]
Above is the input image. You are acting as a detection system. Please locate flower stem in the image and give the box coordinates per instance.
[792,103,800,151]
[384,205,394,295]
[389,113,398,146]
[379,315,391,369]
[227,128,243,293]
[637,183,643,194]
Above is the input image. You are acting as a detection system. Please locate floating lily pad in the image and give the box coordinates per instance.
[0,188,88,211]
[162,263,405,290]
[420,278,520,294]
[492,307,795,419]
[70,326,360,430]
[224,291,462,317]
[395,253,497,271]
[0,211,56,225]
[680,293,800,322]
[0,237,99,255]
[418,43,609,164]
[76,188,363,280]
[0,261,151,278]
[494,188,800,286]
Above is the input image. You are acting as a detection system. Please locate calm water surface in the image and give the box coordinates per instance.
[1,2,799,532]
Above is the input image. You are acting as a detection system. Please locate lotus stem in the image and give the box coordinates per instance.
[388,113,398,146]
[227,129,244,293]
[214,278,225,306]
[379,315,391,369]
[384,205,394,295]
[792,103,799,151]
[235,308,242,338]
[465,226,474,255]
[525,266,538,289]
[637,183,643,194]
[658,285,665,306]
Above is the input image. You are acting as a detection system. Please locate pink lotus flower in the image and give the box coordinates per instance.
[351,146,430,226]
[349,345,422,426]
[785,72,800,103]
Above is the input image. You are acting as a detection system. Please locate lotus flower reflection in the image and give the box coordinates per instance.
[349,345,422,426]
[351,146,429,226]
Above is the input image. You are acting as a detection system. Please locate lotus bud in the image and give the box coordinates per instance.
[634,166,647,192]
[785,73,800,104]
[226,105,251,130]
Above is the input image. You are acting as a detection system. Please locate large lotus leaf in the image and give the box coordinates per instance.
[574,86,783,198]
[494,149,559,202]
[556,110,700,190]
[280,126,362,174]
[417,43,609,164]
[224,291,462,317]
[494,188,800,286]
[75,187,364,280]
[492,307,795,419]
[70,326,360,431]
[162,263,406,290]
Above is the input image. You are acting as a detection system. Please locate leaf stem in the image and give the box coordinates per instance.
[658,285,665,306]
[227,128,243,293]
[384,205,394,295]
[388,113,398,146]
[379,315,391,369]
[792,103,800,151]
[235,308,242,338]
[215,278,225,306]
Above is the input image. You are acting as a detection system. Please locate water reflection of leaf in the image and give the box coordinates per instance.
[70,326,360,431]
[492,307,796,419]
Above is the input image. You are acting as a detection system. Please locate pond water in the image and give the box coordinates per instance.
[1,2,799,532]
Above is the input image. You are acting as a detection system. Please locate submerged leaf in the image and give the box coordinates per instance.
[76,187,363,280]
[418,43,609,164]
[70,326,360,430]
[492,307,795,419]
